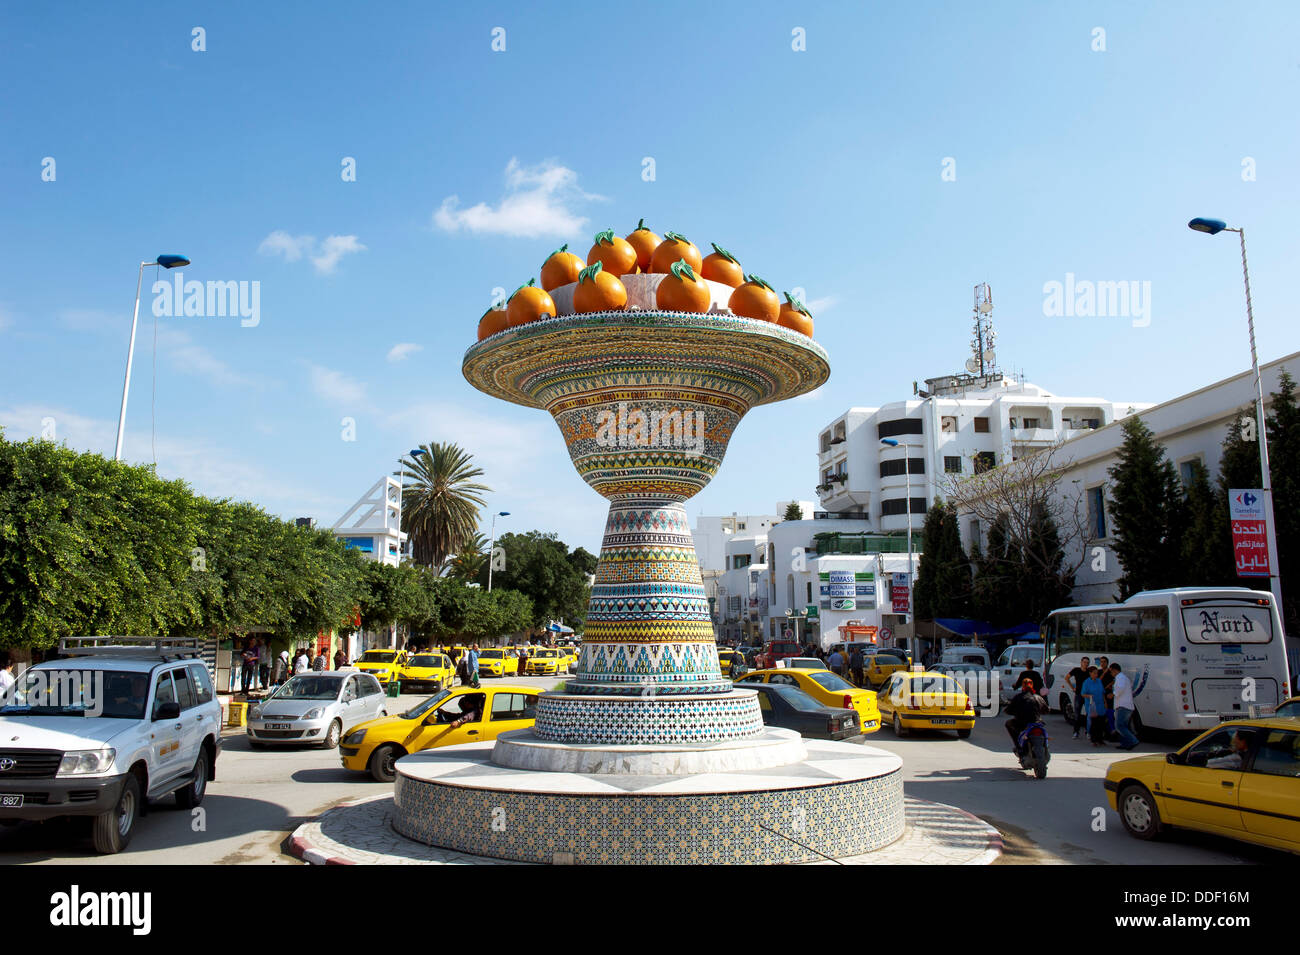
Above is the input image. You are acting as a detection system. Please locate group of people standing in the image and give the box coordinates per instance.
[1064,655,1140,750]
[233,638,351,695]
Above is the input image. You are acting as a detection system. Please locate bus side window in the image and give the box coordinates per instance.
[1079,611,1106,654]
[1054,615,1077,656]
[1108,610,1139,654]
[1138,608,1171,655]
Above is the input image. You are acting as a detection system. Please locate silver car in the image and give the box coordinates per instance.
[247,672,388,749]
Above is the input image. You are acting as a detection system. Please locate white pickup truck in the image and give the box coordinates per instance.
[0,639,222,853]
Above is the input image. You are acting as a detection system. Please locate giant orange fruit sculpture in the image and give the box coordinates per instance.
[540,244,584,291]
[587,229,638,276]
[655,259,712,313]
[625,218,661,273]
[505,278,556,328]
[700,243,743,288]
[573,261,628,314]
[650,232,703,275]
[728,274,780,322]
[777,292,814,337]
[477,305,509,341]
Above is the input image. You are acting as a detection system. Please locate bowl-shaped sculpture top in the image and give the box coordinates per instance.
[463,301,830,502]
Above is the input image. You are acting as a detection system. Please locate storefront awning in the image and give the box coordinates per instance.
[933,618,1039,640]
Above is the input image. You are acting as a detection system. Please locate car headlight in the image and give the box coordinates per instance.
[249,707,263,720]
[302,708,324,721]
[344,729,367,745]
[57,749,116,776]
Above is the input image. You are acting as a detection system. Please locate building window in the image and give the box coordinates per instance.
[1022,417,1040,429]
[1008,417,1017,429]
[737,522,746,530]
[973,451,996,473]
[969,519,981,545]
[974,417,990,433]
[1178,458,1202,486]
[879,457,925,477]
[734,554,751,568]
[1087,486,1107,539]
[881,497,927,516]
[941,416,958,433]
[944,456,963,473]
[1082,418,1100,429]
[878,418,924,438]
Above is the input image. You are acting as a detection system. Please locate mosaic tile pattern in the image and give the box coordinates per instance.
[392,763,905,865]
[532,692,764,744]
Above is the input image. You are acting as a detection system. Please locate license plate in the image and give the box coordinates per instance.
[864,720,877,728]
[0,794,23,808]
[1219,713,1249,721]
[266,723,292,730]
[931,717,956,725]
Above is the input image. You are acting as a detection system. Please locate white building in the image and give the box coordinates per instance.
[816,373,1152,534]
[330,475,407,566]
[693,501,814,574]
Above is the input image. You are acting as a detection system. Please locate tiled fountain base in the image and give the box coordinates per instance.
[389,737,905,865]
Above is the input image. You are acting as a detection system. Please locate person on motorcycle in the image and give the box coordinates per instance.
[1005,677,1048,755]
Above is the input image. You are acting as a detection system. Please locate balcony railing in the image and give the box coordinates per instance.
[813,533,917,555]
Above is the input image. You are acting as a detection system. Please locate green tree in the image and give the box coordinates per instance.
[782,502,803,522]
[1107,416,1183,598]
[1266,369,1300,633]
[971,513,1020,627]
[483,531,594,628]
[915,500,971,619]
[1018,503,1074,623]
[1180,460,1235,586]
[400,442,490,570]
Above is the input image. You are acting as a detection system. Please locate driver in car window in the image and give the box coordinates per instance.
[446,694,484,728]
[1207,730,1254,770]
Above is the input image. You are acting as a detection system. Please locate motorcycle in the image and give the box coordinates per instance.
[1015,721,1051,779]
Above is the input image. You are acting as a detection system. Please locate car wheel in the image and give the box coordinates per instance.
[957,728,972,739]
[893,713,907,737]
[322,719,342,750]
[369,744,400,783]
[175,748,208,809]
[1061,694,1076,724]
[92,773,140,854]
[1118,784,1163,840]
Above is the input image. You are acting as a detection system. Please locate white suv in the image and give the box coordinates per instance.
[0,639,222,853]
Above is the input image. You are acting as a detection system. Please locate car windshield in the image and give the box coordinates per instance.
[1,668,147,719]
[408,655,442,667]
[767,684,831,713]
[876,651,907,662]
[1274,700,1300,718]
[358,651,394,663]
[909,675,963,695]
[788,658,822,669]
[480,650,504,659]
[808,671,854,691]
[271,675,342,701]
[402,689,452,720]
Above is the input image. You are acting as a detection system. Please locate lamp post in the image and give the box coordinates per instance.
[1187,218,1284,622]
[395,448,427,561]
[487,510,511,591]
[114,254,191,461]
[880,437,915,634]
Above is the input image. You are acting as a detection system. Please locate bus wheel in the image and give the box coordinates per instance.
[1130,709,1145,741]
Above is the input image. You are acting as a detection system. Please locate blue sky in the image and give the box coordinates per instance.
[3,1,1298,553]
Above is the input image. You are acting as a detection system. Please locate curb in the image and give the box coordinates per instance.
[937,800,1005,865]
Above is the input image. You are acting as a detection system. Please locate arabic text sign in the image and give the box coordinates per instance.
[1229,489,1270,577]
[891,573,910,614]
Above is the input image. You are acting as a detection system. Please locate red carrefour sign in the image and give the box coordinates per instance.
[1229,489,1271,577]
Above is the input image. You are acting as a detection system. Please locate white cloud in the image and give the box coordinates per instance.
[258,231,314,262]
[312,235,366,274]
[259,231,366,274]
[305,362,367,407]
[806,296,838,315]
[434,158,601,239]
[386,343,423,363]
[156,326,257,389]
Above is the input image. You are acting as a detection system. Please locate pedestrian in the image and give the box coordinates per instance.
[849,646,865,688]
[0,652,16,705]
[1098,656,1116,737]
[274,649,288,686]
[518,646,529,676]
[1012,659,1044,695]
[334,646,348,670]
[1081,666,1108,746]
[827,647,845,677]
[240,641,258,694]
[257,638,271,690]
[1066,656,1091,739]
[312,647,327,671]
[1110,663,1139,751]
[294,648,310,674]
[467,643,480,688]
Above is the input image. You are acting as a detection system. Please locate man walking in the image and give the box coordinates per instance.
[1066,656,1090,739]
[1110,662,1139,751]
[849,645,865,688]
[257,638,271,690]
[312,646,328,671]
[466,643,481,688]
[828,647,845,677]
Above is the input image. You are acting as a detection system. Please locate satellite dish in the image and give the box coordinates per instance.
[983,349,996,365]
[965,358,980,373]
[978,302,992,314]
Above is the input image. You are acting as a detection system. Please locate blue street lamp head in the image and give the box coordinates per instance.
[1188,217,1228,236]
[156,254,190,269]
[498,511,510,517]
[408,448,426,456]
[880,438,900,447]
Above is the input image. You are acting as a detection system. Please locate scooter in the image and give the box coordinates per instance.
[1014,721,1051,779]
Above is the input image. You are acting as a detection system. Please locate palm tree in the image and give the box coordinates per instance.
[401,443,490,570]
[447,532,489,581]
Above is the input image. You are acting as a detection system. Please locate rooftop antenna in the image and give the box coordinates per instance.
[967,283,998,378]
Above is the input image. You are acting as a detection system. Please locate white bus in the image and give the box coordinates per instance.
[1041,588,1292,734]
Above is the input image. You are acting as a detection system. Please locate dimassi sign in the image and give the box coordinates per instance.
[819,571,876,611]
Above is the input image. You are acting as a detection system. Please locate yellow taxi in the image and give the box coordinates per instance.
[525,647,568,676]
[875,669,976,738]
[476,648,519,677]
[1105,717,1300,853]
[340,684,541,781]
[735,667,880,734]
[352,648,409,688]
[397,652,455,692]
[1273,696,1300,719]
[863,650,911,688]
[716,648,744,676]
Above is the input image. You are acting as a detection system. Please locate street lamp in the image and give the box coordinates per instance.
[880,437,915,636]
[114,254,191,461]
[395,448,427,560]
[1187,217,1284,620]
[487,510,511,591]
